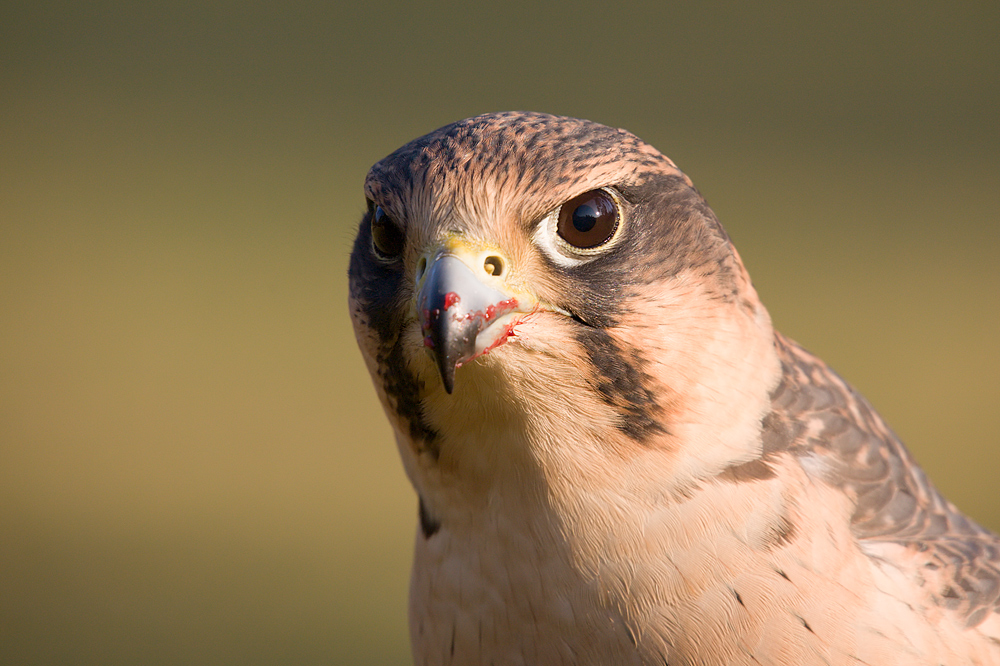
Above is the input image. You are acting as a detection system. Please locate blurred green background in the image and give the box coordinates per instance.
[1,1,997,664]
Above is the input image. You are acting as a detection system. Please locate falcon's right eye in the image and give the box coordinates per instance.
[371,205,405,259]
[533,186,626,267]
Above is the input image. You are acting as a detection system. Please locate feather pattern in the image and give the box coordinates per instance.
[348,111,1000,664]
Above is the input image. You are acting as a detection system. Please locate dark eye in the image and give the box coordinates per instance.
[371,205,405,258]
[557,189,619,249]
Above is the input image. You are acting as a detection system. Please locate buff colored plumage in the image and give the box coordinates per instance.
[348,112,1000,665]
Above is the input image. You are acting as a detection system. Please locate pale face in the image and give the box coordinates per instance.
[348,111,777,492]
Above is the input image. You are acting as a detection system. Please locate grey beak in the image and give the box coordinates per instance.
[416,254,514,393]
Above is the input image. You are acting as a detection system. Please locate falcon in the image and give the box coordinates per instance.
[348,111,1000,665]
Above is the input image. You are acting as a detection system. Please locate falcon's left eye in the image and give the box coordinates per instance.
[533,187,625,266]
[557,189,619,249]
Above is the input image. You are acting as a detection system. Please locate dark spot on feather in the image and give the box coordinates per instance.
[418,497,440,538]
[624,623,638,646]
[733,589,745,607]
[758,514,797,551]
[760,411,795,455]
[716,458,776,483]
[775,568,791,582]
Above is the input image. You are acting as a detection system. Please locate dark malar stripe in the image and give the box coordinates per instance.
[378,337,440,459]
[575,328,666,442]
[349,217,441,458]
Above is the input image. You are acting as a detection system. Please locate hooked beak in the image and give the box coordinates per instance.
[415,250,528,394]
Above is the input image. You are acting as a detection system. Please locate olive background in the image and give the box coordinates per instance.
[1,2,997,664]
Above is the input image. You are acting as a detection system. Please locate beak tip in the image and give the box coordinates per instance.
[440,360,456,394]
[426,347,457,394]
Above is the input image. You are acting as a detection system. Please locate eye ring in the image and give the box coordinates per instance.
[370,204,405,259]
[533,187,625,266]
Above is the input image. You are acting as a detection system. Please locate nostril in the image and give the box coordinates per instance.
[483,256,503,277]
[416,256,427,281]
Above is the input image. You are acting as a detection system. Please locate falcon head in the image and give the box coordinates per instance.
[349,111,780,500]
